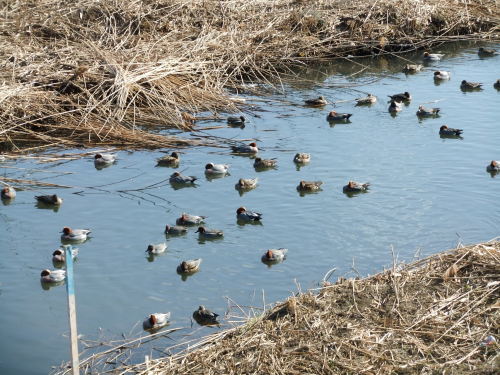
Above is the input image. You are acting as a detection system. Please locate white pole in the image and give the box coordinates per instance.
[64,245,80,375]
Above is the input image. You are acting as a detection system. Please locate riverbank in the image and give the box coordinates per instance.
[60,240,499,374]
[1,0,499,152]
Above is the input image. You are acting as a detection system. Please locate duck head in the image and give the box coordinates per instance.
[348,181,355,188]
[404,92,410,98]
[491,160,498,168]
[239,116,245,122]
[249,142,257,147]
[195,226,206,234]
[1,187,8,194]
[171,172,181,177]
[205,163,214,170]
[424,51,430,57]
[266,250,274,259]
[181,261,188,271]
[171,152,179,158]
[94,154,102,159]
[149,314,156,325]
[236,207,246,215]
[52,249,63,256]
[440,125,448,131]
[62,227,72,235]
[40,269,51,277]
[433,71,440,76]
[146,245,153,253]
[418,105,424,110]
[254,157,262,163]
[328,111,337,116]
[461,80,467,85]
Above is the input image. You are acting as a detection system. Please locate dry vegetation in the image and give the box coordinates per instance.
[55,240,500,375]
[1,0,499,152]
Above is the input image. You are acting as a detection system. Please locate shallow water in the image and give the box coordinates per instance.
[1,42,499,374]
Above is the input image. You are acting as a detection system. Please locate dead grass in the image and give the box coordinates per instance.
[55,240,500,374]
[1,0,499,152]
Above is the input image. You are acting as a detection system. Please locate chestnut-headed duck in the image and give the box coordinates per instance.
[143,312,170,330]
[177,258,202,274]
[1,186,16,200]
[293,153,311,163]
[439,125,463,136]
[52,247,78,263]
[195,226,223,238]
[423,52,444,61]
[193,305,219,325]
[169,171,197,184]
[40,269,66,283]
[416,105,440,117]
[146,243,167,255]
[36,194,63,205]
[261,248,288,263]
[157,152,180,166]
[236,207,262,221]
[231,142,258,154]
[60,227,91,242]
[176,213,206,226]
[205,163,229,175]
[304,96,328,107]
[326,111,352,121]
[343,181,370,193]
[486,160,500,173]
[94,153,116,165]
[297,180,323,192]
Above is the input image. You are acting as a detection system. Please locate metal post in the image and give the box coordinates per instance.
[64,245,80,375]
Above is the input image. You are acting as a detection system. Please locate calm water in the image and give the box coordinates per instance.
[1,43,499,374]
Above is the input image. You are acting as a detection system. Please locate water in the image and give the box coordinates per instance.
[1,43,499,374]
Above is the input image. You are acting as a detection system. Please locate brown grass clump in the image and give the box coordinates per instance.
[1,0,499,152]
[82,240,498,375]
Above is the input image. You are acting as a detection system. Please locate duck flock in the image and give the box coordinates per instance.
[1,47,499,333]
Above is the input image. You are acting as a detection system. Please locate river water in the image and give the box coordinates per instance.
[1,42,499,374]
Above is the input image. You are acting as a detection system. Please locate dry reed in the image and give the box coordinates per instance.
[54,240,500,374]
[1,0,499,153]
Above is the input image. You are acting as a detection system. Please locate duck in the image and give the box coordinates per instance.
[388,100,403,113]
[195,226,223,239]
[164,224,188,235]
[304,96,328,107]
[60,227,91,242]
[35,194,63,205]
[297,180,323,192]
[169,171,197,184]
[235,178,258,190]
[388,92,411,102]
[261,248,288,263]
[227,115,245,126]
[402,64,423,73]
[326,111,352,122]
[494,79,500,90]
[439,125,463,136]
[176,213,206,226]
[94,153,116,166]
[236,207,262,221]
[1,186,16,200]
[142,312,170,330]
[423,51,444,61]
[205,163,229,175]
[460,80,482,90]
[52,247,79,263]
[486,160,500,173]
[293,153,311,163]
[157,152,180,167]
[146,243,167,255]
[434,71,450,80]
[343,181,370,193]
[177,258,202,274]
[478,47,497,57]
[253,157,277,169]
[355,94,377,105]
[192,305,219,325]
[40,269,66,283]
[231,142,258,154]
[416,105,440,117]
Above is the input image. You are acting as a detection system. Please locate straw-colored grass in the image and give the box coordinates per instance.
[55,240,500,374]
[1,0,499,152]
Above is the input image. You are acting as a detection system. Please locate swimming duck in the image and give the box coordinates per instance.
[235,178,258,190]
[227,116,245,126]
[146,243,167,255]
[439,125,463,136]
[176,213,206,226]
[36,194,63,205]
[304,96,328,107]
[326,111,352,122]
[478,47,497,57]
[460,80,482,90]
[94,153,116,166]
[52,247,79,263]
[388,92,411,102]
[434,71,450,80]
[297,180,323,192]
[205,163,229,175]
[355,94,377,105]
[254,157,277,169]
[164,224,188,235]
[143,312,171,330]
[169,171,197,184]
[193,305,219,325]
[423,52,444,61]
[343,181,370,193]
[293,153,311,163]
[177,258,202,274]
[157,152,180,167]
[61,227,91,242]
[494,79,500,90]
[40,269,66,283]
[261,248,288,263]
[416,105,440,117]
[1,186,16,200]
[402,64,423,73]
[195,226,223,239]
[486,160,500,173]
[388,100,403,113]
[236,207,262,221]
[231,142,258,154]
